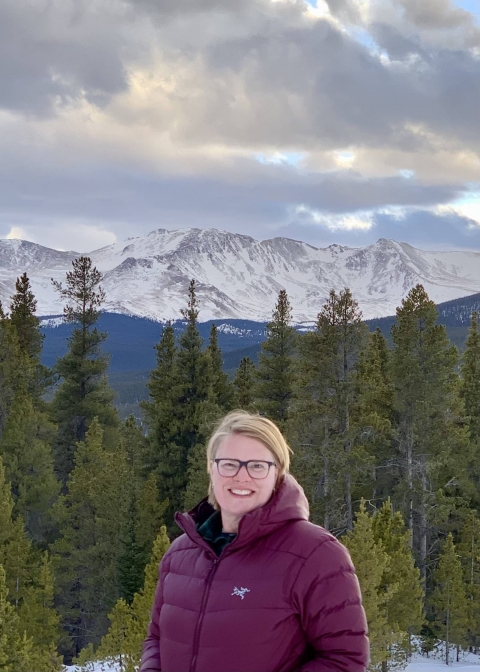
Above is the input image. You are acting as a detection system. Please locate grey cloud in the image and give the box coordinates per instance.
[1,0,478,153]
[191,19,480,151]
[396,0,473,29]
[279,209,480,250]
[369,22,427,60]
[322,0,363,23]
[0,0,478,255]
[0,147,477,251]
[0,140,465,231]
[0,1,131,114]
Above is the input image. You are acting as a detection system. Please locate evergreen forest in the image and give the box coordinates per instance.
[0,260,479,671]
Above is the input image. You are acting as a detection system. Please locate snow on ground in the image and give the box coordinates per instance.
[64,651,480,671]
[406,650,479,670]
[65,663,118,672]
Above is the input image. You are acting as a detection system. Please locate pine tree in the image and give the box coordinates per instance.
[91,598,136,672]
[0,456,31,609]
[184,440,210,511]
[174,279,211,448]
[117,412,167,604]
[0,290,59,545]
[141,321,178,528]
[9,272,50,400]
[0,318,32,438]
[291,288,368,531]
[129,526,170,657]
[18,553,63,671]
[354,329,394,506]
[344,501,394,669]
[9,273,43,361]
[431,534,470,665]
[181,322,234,512]
[255,290,297,428]
[142,321,176,433]
[52,419,129,659]
[118,497,149,605]
[391,284,467,579]
[146,281,212,532]
[0,565,33,672]
[457,510,480,649]
[183,394,228,511]
[0,392,59,545]
[120,415,148,486]
[460,311,480,442]
[135,473,167,555]
[206,323,234,410]
[0,459,61,670]
[51,256,118,484]
[79,526,171,672]
[233,357,256,410]
[372,499,424,661]
[460,312,480,504]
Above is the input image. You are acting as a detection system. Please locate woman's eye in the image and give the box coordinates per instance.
[251,463,265,471]
[223,461,238,469]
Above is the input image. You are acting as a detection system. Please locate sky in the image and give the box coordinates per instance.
[0,0,479,253]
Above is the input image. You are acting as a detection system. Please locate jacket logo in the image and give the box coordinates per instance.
[231,586,250,600]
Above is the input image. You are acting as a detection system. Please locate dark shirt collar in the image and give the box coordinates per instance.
[197,511,237,556]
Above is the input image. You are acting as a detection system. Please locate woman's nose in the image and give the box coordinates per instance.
[234,465,251,480]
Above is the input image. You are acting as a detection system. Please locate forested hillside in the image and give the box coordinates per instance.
[39,292,480,420]
[0,262,479,670]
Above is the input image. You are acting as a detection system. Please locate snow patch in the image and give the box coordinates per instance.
[216,323,252,336]
[40,316,66,328]
[64,650,480,672]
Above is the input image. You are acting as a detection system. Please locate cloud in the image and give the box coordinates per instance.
[294,205,374,230]
[6,226,28,240]
[393,0,473,30]
[0,220,117,253]
[436,194,480,226]
[0,1,132,115]
[0,0,478,253]
[281,206,480,250]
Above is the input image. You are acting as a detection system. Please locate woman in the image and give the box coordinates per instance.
[141,411,369,672]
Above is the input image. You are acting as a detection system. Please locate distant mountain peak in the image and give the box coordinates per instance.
[1,228,479,322]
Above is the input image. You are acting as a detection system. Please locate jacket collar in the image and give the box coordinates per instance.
[175,473,309,554]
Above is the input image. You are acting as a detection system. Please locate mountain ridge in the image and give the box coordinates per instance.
[1,228,479,322]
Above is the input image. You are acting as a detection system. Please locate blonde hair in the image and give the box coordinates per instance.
[206,411,291,509]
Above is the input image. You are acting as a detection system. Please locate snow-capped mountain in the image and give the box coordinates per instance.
[0,228,479,322]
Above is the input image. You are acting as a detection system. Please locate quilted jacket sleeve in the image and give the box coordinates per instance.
[292,536,369,672]
[139,556,168,672]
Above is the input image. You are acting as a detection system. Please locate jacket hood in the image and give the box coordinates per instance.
[175,473,309,551]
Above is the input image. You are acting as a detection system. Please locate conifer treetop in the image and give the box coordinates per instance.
[9,273,41,357]
[318,287,363,329]
[181,279,199,325]
[51,256,105,327]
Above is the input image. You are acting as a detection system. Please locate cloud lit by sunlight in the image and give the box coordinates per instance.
[295,205,374,231]
[437,194,480,227]
[6,227,29,240]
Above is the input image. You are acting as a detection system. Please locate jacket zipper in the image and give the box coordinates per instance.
[189,557,219,672]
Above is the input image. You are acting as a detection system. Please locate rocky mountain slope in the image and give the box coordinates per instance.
[1,228,479,321]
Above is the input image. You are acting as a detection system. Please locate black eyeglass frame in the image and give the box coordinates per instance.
[213,458,278,480]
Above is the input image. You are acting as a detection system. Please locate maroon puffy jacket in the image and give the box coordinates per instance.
[141,474,369,672]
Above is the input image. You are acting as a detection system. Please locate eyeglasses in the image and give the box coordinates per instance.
[214,458,277,480]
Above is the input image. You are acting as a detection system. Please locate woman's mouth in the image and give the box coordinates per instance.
[229,489,254,497]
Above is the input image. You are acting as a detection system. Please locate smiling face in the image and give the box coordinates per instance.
[210,433,278,533]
